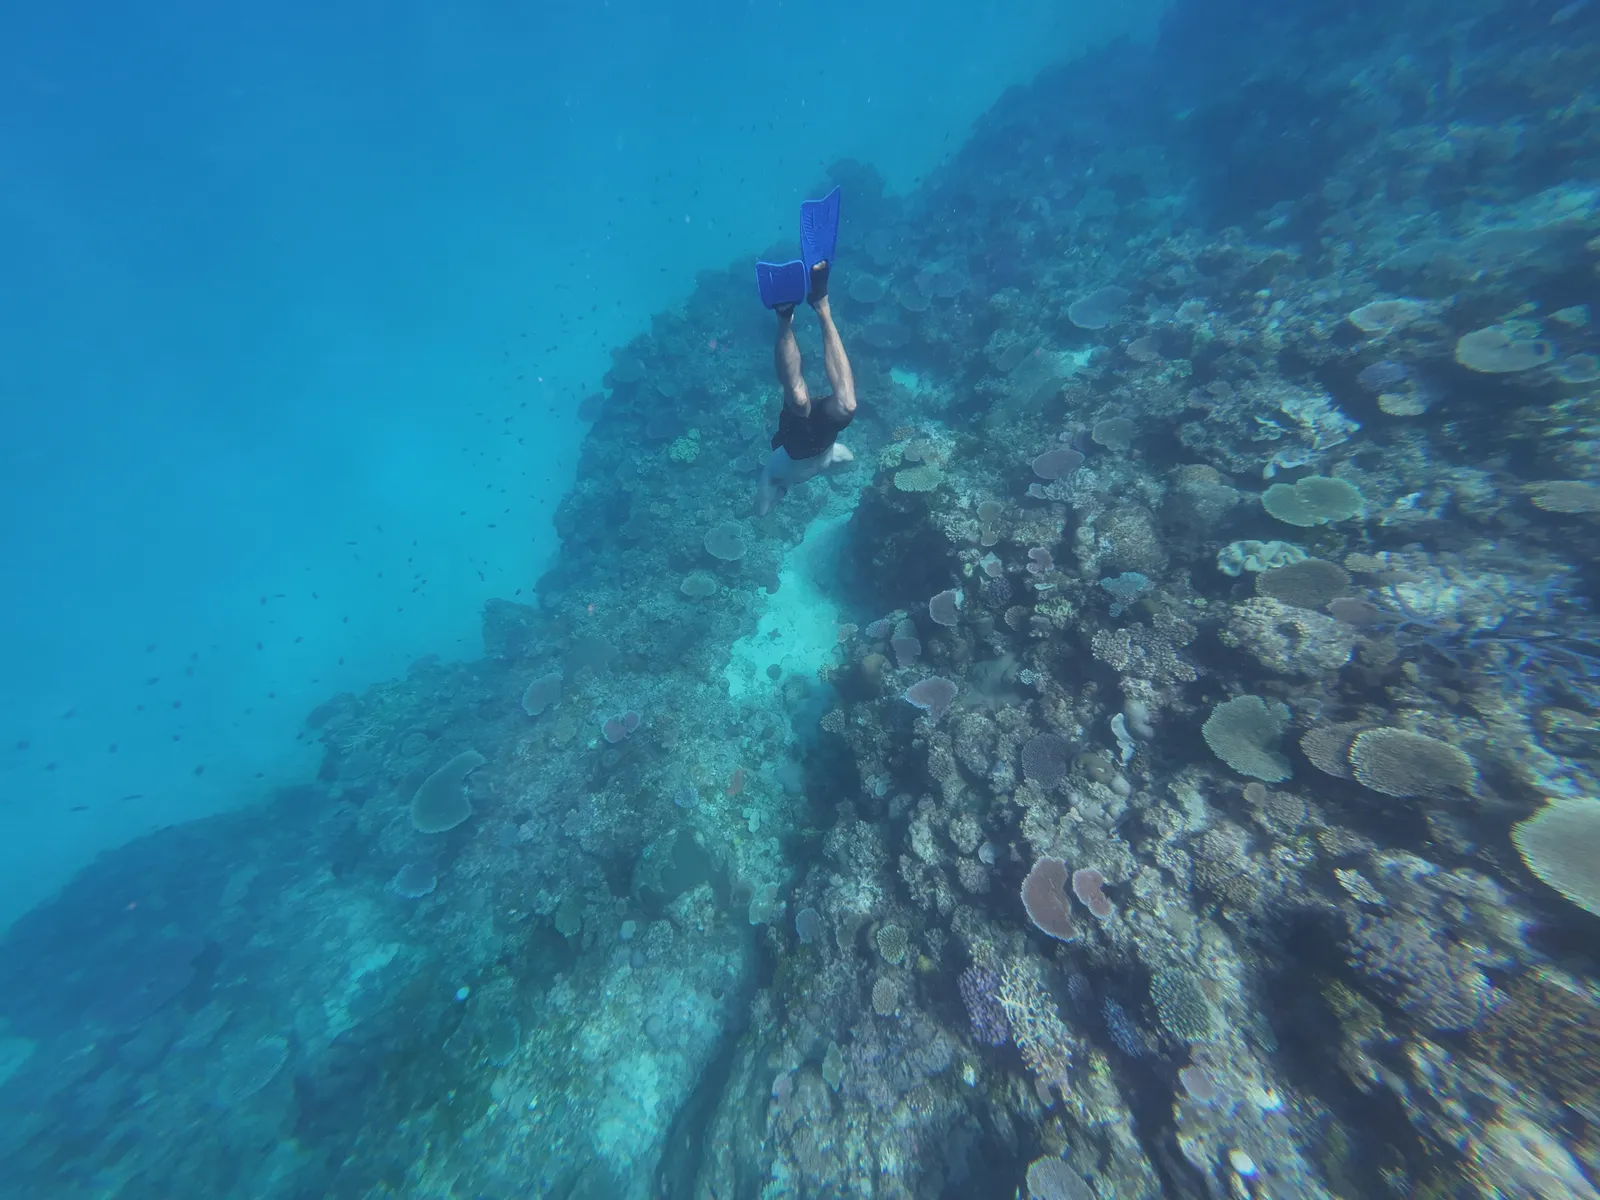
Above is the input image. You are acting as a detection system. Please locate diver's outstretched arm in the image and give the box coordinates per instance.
[773,308,811,415]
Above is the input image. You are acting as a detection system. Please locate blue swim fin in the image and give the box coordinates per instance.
[756,259,808,309]
[799,186,841,276]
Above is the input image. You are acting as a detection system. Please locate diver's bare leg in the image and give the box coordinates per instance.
[809,263,856,421]
[774,307,811,415]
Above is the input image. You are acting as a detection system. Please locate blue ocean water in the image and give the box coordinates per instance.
[0,0,1597,1196]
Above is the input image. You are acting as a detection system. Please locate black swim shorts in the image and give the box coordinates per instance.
[770,395,854,460]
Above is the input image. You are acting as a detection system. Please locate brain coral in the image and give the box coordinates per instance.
[1349,728,1476,798]
[1202,695,1292,782]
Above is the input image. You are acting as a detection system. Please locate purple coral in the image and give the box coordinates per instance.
[1020,732,1074,788]
[1072,867,1114,919]
[928,589,962,627]
[891,635,921,667]
[1021,857,1076,941]
[904,676,958,723]
[794,906,823,944]
[958,966,1010,1046]
[1356,360,1408,392]
[1067,284,1130,330]
[521,670,562,717]
[1031,448,1083,480]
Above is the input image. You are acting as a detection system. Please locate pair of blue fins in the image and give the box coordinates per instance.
[756,186,841,309]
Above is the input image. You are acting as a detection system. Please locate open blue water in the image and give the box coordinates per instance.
[0,0,1597,1195]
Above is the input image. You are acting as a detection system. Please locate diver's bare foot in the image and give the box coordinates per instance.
[808,260,830,304]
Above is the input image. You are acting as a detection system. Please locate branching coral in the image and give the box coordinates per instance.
[1344,853,1515,1032]
[1090,622,1198,684]
[998,957,1074,1090]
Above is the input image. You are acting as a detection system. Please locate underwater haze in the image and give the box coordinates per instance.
[0,0,1157,929]
[3,0,1600,1197]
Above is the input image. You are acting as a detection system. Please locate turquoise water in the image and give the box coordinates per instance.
[1,0,1598,1196]
[0,0,1155,924]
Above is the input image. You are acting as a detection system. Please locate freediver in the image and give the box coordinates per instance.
[755,187,857,516]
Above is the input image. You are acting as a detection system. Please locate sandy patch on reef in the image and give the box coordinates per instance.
[724,511,852,700]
